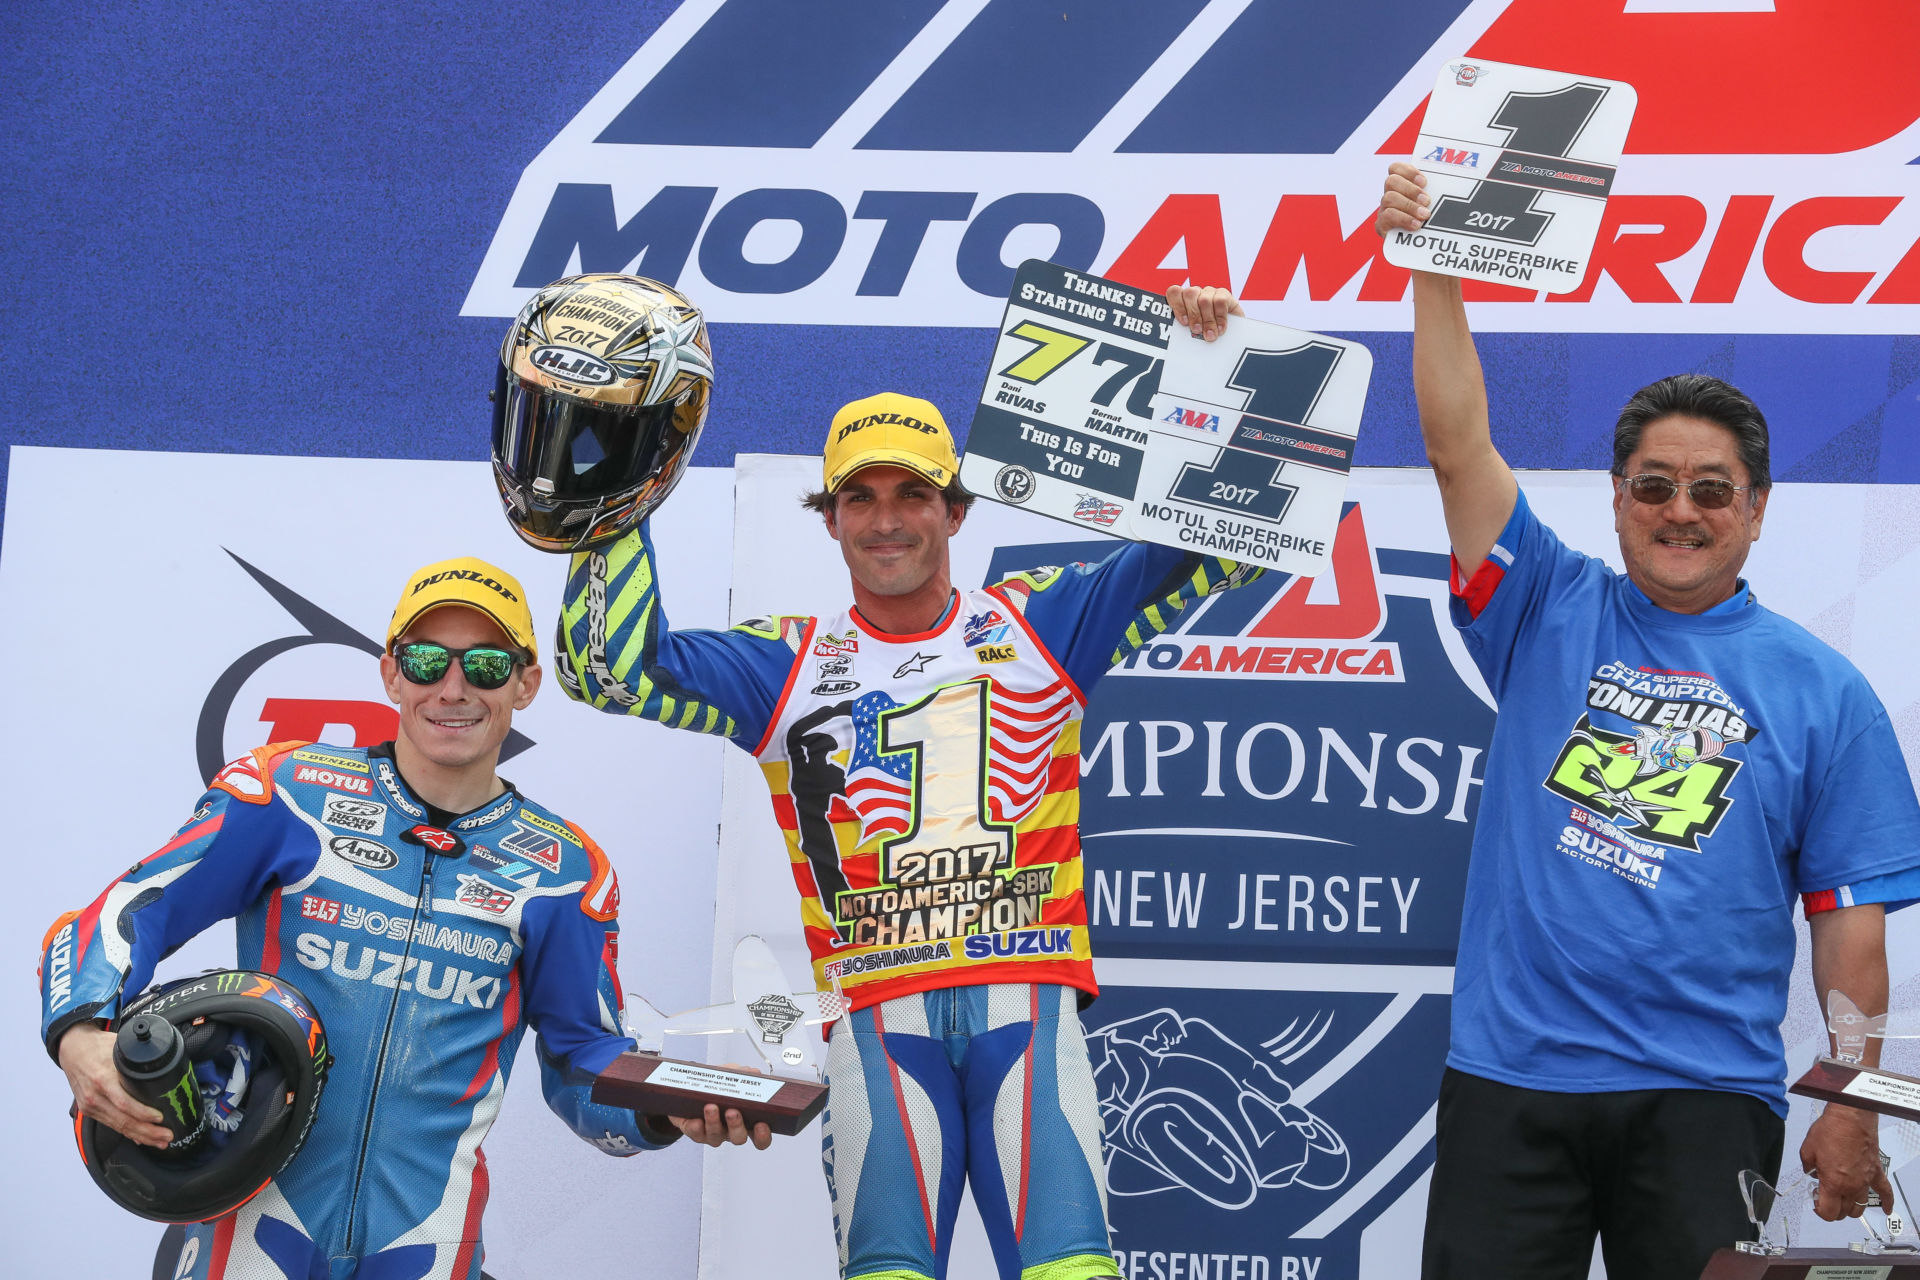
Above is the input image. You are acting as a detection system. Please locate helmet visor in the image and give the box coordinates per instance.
[492,365,684,502]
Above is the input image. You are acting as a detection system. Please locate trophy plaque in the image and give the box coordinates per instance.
[592,936,841,1137]
[1698,1163,1920,1276]
[1792,993,1920,1125]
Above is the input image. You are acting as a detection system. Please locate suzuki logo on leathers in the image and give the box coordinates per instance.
[293,934,505,1007]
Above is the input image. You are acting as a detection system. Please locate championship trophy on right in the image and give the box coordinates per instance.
[1701,992,1920,1276]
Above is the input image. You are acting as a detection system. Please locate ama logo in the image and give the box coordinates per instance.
[1421,145,1480,169]
[1161,404,1223,434]
[196,553,533,785]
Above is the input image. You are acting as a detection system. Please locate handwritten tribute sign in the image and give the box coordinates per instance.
[1383,59,1637,295]
[962,259,1372,577]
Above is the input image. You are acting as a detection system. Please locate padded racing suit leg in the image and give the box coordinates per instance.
[823,984,1118,1280]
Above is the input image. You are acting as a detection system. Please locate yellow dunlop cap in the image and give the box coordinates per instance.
[387,557,538,659]
[822,392,958,492]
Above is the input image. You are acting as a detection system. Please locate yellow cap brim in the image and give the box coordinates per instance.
[826,448,954,493]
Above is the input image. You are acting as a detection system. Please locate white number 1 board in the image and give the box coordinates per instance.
[1382,59,1637,296]
[960,258,1372,578]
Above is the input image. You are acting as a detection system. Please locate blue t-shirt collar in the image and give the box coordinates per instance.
[1619,573,1758,631]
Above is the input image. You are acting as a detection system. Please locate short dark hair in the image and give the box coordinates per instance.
[1612,374,1771,491]
[800,475,976,517]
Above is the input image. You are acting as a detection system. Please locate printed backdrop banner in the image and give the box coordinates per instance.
[0,449,736,1280]
[9,0,1920,544]
[701,454,1920,1280]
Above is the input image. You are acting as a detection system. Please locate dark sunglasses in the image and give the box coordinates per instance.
[392,642,522,691]
[1619,473,1752,511]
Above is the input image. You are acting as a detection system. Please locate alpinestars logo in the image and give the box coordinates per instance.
[577,551,640,707]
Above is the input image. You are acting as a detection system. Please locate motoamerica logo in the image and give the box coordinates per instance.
[195,552,534,785]
[463,2,1920,334]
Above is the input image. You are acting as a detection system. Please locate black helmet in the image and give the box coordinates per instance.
[492,273,714,552]
[77,971,330,1223]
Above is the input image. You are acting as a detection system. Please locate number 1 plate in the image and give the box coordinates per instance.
[1382,59,1637,296]
[960,259,1373,577]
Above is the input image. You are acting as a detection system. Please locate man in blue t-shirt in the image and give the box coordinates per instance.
[1349,162,1920,1278]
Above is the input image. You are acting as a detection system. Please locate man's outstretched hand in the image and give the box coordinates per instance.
[1166,286,1243,343]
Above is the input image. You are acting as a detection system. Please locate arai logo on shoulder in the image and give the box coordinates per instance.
[530,345,614,386]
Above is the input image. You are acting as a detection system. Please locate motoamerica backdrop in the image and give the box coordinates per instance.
[4,0,1920,1277]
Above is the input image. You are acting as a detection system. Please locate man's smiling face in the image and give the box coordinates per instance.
[381,606,539,773]
[824,464,963,601]
[1612,415,1768,613]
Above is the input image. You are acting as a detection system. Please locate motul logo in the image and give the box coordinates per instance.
[295,764,372,795]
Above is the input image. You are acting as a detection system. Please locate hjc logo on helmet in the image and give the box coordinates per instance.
[529,344,615,386]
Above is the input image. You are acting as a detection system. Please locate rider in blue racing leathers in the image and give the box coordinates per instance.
[39,557,759,1280]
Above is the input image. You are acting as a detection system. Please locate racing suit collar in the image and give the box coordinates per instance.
[367,741,519,834]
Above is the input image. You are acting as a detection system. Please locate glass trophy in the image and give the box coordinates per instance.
[1734,1170,1788,1256]
[1792,991,1920,1124]
[1702,1167,1920,1277]
[591,935,842,1136]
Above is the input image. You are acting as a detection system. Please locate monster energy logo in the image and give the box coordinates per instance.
[162,1070,202,1128]
[216,972,245,993]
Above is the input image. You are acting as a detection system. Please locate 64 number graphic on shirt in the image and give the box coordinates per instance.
[962,259,1372,578]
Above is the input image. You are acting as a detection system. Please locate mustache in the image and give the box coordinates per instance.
[1653,525,1713,545]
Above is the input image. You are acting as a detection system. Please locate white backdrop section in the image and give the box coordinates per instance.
[0,447,734,1280]
[697,456,1920,1279]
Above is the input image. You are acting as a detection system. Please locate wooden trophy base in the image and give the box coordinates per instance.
[1791,1057,1920,1123]
[591,1051,828,1137]
[1701,1246,1920,1277]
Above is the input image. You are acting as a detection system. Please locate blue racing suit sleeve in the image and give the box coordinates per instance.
[518,836,678,1151]
[556,520,805,750]
[994,541,1263,693]
[39,748,314,1059]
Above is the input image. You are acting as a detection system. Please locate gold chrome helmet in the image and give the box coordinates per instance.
[492,274,713,552]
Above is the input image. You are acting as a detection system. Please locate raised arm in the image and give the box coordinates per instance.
[556,520,803,750]
[1376,162,1518,578]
